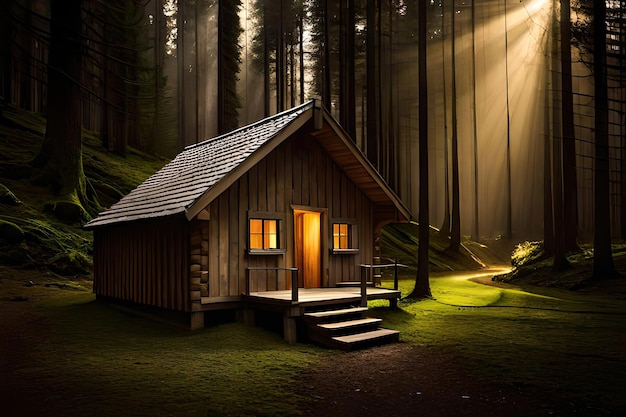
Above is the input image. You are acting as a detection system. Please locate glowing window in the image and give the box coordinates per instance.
[333,223,350,249]
[249,219,279,250]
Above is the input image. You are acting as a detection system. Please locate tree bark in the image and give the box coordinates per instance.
[366,0,379,167]
[504,0,512,238]
[409,0,431,299]
[470,0,480,242]
[560,0,579,252]
[550,5,568,270]
[449,0,461,251]
[439,2,450,238]
[592,0,616,279]
[31,0,89,215]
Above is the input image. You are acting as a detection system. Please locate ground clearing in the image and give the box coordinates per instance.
[1,265,625,416]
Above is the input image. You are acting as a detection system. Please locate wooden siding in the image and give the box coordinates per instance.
[200,132,376,302]
[93,216,190,311]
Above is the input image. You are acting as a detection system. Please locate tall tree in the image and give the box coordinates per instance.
[591,0,617,279]
[366,0,379,166]
[449,0,461,251]
[470,0,479,242]
[218,0,242,133]
[439,1,451,238]
[408,0,431,299]
[31,0,93,218]
[340,0,357,139]
[504,0,512,238]
[560,0,580,252]
[550,3,569,270]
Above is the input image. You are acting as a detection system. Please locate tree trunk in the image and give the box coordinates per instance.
[366,0,379,167]
[31,0,89,216]
[323,0,331,109]
[592,0,616,279]
[409,0,431,299]
[439,2,450,238]
[449,0,461,251]
[543,39,554,257]
[471,0,480,242]
[263,0,270,116]
[550,5,568,270]
[560,0,579,252]
[504,0,512,238]
[218,0,241,133]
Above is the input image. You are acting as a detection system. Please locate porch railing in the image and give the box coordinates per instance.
[359,262,408,289]
[246,267,299,302]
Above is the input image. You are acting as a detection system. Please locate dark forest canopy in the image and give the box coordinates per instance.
[1,0,625,279]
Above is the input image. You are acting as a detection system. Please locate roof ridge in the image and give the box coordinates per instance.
[184,100,315,151]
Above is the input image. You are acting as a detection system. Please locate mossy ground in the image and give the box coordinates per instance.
[0,103,167,275]
[2,267,625,416]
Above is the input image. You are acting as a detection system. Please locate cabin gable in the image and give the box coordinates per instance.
[190,131,381,312]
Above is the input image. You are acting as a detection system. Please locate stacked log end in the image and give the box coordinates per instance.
[190,219,210,304]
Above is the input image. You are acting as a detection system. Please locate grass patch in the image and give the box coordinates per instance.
[369,271,626,412]
[3,269,626,415]
[4,282,322,417]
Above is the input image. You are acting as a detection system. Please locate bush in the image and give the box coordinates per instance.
[511,241,544,267]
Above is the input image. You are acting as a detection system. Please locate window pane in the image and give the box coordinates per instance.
[264,219,278,249]
[333,223,350,249]
[250,219,262,233]
[250,219,263,249]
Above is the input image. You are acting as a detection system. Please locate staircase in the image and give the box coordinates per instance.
[303,305,399,351]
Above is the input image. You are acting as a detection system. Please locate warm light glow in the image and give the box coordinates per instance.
[333,223,350,249]
[249,219,278,249]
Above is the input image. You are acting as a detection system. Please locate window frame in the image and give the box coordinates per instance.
[331,218,359,254]
[247,211,286,255]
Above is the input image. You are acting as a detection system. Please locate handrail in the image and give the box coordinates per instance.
[246,267,299,302]
[359,261,409,291]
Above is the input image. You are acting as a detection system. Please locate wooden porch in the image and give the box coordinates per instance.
[242,267,402,349]
[245,286,401,307]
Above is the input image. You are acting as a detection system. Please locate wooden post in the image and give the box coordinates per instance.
[291,269,298,302]
[394,260,399,290]
[283,306,301,344]
[283,316,297,344]
[241,308,255,326]
[360,265,367,307]
[190,312,204,330]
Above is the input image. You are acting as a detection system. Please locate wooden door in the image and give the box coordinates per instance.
[294,210,321,288]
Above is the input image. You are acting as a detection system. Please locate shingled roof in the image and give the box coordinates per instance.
[85,100,411,229]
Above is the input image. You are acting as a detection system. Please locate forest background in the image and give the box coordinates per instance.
[1,0,626,279]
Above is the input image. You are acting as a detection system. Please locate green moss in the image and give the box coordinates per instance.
[0,183,21,204]
[0,104,167,276]
[0,219,24,243]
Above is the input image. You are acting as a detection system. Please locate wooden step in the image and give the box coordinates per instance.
[332,328,400,350]
[304,306,368,320]
[318,317,382,331]
[317,317,382,336]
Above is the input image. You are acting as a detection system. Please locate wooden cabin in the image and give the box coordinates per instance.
[85,100,412,346]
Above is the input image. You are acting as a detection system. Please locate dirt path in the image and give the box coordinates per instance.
[295,343,574,417]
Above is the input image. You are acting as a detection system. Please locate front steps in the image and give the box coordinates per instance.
[303,306,399,350]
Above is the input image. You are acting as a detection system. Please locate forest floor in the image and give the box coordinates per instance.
[2,260,625,417]
[296,343,573,417]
